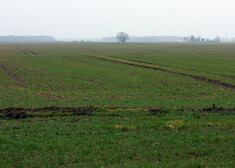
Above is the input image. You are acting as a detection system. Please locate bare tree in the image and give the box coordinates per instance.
[116,32,129,42]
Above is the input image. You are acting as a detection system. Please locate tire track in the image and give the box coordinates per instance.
[16,47,38,55]
[24,49,38,55]
[86,55,235,91]
[111,55,202,73]
[221,75,235,80]
[16,47,29,55]
[111,55,234,79]
[0,62,26,87]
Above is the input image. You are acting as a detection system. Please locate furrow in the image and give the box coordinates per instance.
[0,62,26,87]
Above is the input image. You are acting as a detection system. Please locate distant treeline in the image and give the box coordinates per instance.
[0,36,56,42]
[183,35,221,43]
[102,36,183,42]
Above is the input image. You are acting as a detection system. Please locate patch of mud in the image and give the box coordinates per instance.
[0,105,234,119]
[180,104,235,112]
[0,62,26,87]
[148,109,168,115]
[0,106,97,113]
[86,55,235,91]
[0,106,98,119]
[5,112,29,119]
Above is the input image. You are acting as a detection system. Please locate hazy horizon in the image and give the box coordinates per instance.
[1,0,235,39]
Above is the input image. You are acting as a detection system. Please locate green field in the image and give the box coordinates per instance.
[0,43,234,167]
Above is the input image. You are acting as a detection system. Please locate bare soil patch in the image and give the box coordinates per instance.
[181,104,235,112]
[0,105,233,119]
[0,106,98,119]
[148,109,168,115]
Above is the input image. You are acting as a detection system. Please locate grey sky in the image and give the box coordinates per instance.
[0,0,235,39]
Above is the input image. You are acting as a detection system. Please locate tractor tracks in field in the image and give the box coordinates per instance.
[119,54,204,73]
[16,47,29,55]
[221,75,235,80]
[23,49,38,55]
[86,55,235,91]
[112,55,235,80]
[16,47,38,55]
[0,61,26,87]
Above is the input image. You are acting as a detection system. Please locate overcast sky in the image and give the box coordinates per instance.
[0,0,235,39]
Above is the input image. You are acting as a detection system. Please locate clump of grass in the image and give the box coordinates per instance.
[114,125,136,131]
[207,122,225,127]
[166,120,185,129]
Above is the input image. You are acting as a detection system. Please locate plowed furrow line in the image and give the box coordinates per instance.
[86,55,235,91]
[0,62,26,87]
[24,49,38,55]
[16,47,29,55]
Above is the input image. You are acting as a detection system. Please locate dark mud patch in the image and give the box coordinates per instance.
[181,104,235,112]
[107,107,134,110]
[0,105,234,119]
[3,112,94,119]
[86,55,235,91]
[5,112,29,119]
[0,106,98,114]
[148,109,168,115]
[0,106,107,119]
[0,62,26,87]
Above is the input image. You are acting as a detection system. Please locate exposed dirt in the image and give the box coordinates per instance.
[3,112,94,119]
[148,109,168,115]
[0,105,234,119]
[86,55,235,91]
[180,104,235,112]
[0,106,98,119]
[0,106,98,114]
[0,62,26,87]
[5,112,29,119]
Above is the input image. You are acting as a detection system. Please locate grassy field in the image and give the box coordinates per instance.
[0,43,234,167]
